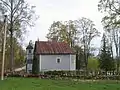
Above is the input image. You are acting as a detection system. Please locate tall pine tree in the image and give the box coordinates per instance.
[99,33,115,74]
[32,55,39,74]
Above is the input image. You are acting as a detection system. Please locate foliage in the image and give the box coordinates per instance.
[32,55,39,74]
[47,18,100,71]
[0,0,36,37]
[98,0,120,28]
[46,20,78,47]
[99,34,115,72]
[98,0,120,73]
[0,0,37,71]
[3,70,120,80]
[73,45,84,70]
[0,19,25,71]
[0,37,25,72]
[75,17,100,70]
[87,57,99,71]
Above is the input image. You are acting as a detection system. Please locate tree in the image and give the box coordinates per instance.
[75,17,100,71]
[0,0,37,71]
[99,33,115,74]
[73,45,84,70]
[32,55,39,74]
[98,0,120,28]
[87,57,99,71]
[103,26,120,74]
[47,18,100,71]
[106,31,114,61]
[12,37,25,68]
[98,0,120,74]
[0,37,25,72]
[0,18,26,72]
[46,20,78,47]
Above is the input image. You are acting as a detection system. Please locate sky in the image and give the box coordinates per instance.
[24,0,104,49]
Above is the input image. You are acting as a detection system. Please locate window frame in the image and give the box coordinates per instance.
[28,49,32,53]
[56,57,61,64]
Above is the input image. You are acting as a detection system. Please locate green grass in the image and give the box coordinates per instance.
[0,78,120,90]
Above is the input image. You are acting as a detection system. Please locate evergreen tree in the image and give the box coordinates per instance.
[99,34,115,74]
[32,55,39,74]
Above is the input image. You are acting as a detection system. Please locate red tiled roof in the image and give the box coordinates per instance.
[35,41,75,55]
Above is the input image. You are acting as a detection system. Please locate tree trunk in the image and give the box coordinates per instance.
[116,52,119,75]
[105,70,108,80]
[9,0,14,72]
[110,46,114,60]
[10,30,14,72]
[113,30,119,75]
[118,37,120,75]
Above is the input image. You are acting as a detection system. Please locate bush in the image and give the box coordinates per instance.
[4,70,120,80]
[43,70,120,80]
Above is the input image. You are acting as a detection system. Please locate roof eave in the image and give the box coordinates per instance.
[36,53,76,55]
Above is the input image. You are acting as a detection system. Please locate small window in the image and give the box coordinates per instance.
[29,50,31,53]
[56,58,61,63]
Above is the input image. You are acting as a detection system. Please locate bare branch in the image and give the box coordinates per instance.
[12,0,23,16]
[0,0,11,8]
[111,3,120,14]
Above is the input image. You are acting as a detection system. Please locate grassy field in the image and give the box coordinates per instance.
[0,78,120,90]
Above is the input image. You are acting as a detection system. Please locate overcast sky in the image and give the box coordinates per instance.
[24,0,104,49]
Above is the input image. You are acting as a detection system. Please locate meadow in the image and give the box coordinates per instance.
[0,78,120,90]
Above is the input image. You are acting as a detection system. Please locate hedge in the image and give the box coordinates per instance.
[4,70,120,80]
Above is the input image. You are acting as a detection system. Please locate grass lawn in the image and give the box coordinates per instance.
[0,78,120,90]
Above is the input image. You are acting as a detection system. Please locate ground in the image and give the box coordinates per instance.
[0,78,120,90]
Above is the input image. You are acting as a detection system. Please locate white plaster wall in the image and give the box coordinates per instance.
[39,55,71,71]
